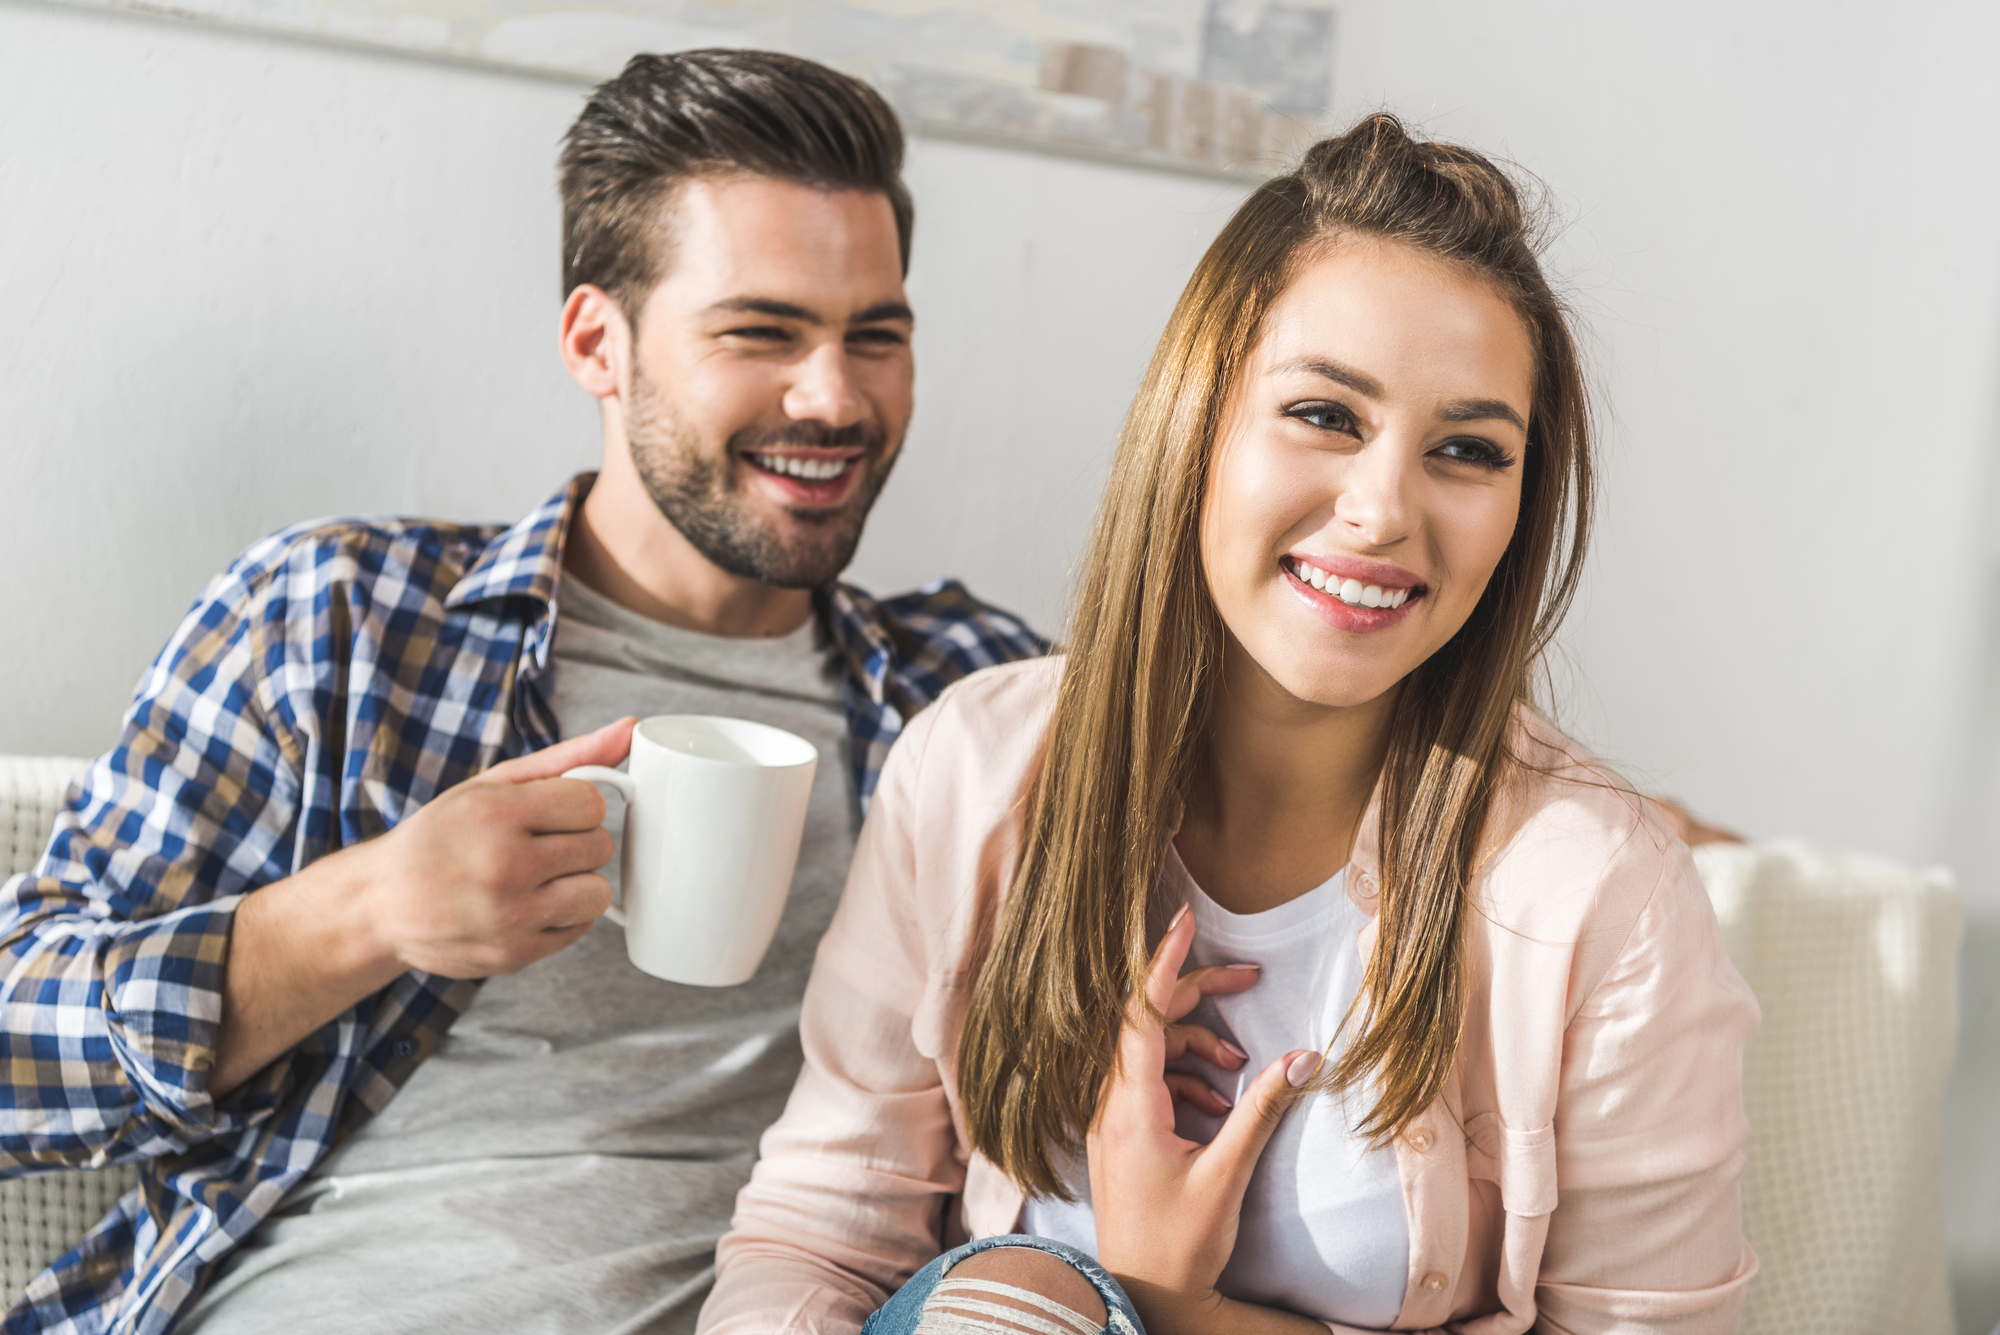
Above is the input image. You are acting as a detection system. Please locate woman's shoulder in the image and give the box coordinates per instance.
[877,654,1066,817]
[1477,707,1711,996]
[897,655,1065,766]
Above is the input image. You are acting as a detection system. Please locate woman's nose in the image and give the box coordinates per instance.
[1332,443,1414,547]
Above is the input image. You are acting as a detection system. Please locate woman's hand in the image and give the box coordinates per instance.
[1088,903,1325,1335]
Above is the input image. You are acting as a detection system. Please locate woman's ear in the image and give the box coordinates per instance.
[559,285,630,401]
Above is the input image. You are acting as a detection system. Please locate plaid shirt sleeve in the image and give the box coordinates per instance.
[0,530,317,1172]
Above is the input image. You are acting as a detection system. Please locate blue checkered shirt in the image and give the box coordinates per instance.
[0,475,1046,1334]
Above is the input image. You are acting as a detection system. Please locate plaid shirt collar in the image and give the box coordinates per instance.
[446,473,940,742]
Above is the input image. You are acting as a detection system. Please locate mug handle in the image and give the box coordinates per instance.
[563,765,636,927]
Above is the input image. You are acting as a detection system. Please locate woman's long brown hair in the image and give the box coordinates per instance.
[955,113,1596,1198]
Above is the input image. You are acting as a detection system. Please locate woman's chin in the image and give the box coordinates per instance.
[1263,662,1405,713]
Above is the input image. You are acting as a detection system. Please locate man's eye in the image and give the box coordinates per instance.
[847,329,906,348]
[1286,403,1357,434]
[723,325,792,342]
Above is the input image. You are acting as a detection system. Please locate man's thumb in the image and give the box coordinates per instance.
[487,717,636,783]
[1206,1048,1318,1185]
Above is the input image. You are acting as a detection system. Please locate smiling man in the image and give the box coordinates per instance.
[0,50,1042,1335]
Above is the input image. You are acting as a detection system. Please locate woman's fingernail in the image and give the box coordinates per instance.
[1225,962,1260,971]
[1169,902,1190,929]
[1286,1052,1322,1088]
[1221,1041,1249,1063]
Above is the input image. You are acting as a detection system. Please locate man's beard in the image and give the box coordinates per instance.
[625,366,898,590]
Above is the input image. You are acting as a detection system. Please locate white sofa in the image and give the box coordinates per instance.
[0,758,1966,1331]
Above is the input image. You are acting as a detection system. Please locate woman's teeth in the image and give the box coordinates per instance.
[1287,558,1411,609]
[750,454,849,481]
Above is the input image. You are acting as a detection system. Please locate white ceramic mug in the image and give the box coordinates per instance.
[564,714,817,986]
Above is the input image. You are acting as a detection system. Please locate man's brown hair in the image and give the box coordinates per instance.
[558,48,914,320]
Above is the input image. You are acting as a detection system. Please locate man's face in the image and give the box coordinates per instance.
[621,176,914,589]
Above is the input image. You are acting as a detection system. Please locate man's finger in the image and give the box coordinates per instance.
[486,718,636,785]
[523,829,617,883]
[537,871,614,929]
[509,774,615,834]
[1202,1048,1319,1193]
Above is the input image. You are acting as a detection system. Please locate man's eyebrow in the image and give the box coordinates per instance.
[701,297,915,328]
[850,301,915,325]
[705,297,823,325]
[1439,398,1528,432]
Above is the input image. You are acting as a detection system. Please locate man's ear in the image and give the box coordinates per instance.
[559,285,630,400]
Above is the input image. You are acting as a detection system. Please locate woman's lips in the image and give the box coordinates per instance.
[1282,556,1424,632]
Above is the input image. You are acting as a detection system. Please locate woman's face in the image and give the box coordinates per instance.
[1200,237,1535,711]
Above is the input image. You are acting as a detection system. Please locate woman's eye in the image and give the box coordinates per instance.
[1434,437,1516,469]
[1287,403,1357,434]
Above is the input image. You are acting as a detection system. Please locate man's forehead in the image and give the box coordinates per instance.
[652,175,906,316]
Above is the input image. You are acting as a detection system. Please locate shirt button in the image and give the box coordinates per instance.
[391,1037,418,1060]
[1408,1127,1434,1153]
[1422,1271,1447,1294]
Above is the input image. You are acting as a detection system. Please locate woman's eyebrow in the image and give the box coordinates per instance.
[1439,398,1527,432]
[1273,356,1527,432]
[1271,355,1384,398]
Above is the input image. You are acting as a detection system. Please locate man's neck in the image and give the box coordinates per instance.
[563,459,814,640]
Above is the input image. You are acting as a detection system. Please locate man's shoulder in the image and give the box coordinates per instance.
[842,577,1049,674]
[226,512,509,600]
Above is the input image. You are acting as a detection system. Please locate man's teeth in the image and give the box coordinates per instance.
[1288,558,1411,609]
[751,454,849,481]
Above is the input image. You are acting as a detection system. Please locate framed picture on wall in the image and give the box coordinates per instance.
[52,0,1333,177]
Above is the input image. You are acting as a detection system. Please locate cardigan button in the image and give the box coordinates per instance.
[1355,871,1377,897]
[1421,1271,1448,1294]
[1407,1127,1435,1153]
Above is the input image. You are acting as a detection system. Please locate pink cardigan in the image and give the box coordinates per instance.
[703,658,1759,1334]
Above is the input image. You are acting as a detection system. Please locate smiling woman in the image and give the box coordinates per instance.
[702,114,1757,1335]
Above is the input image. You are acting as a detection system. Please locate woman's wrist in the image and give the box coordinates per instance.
[1105,1274,1216,1335]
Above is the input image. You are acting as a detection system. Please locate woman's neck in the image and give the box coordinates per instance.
[1175,636,1396,916]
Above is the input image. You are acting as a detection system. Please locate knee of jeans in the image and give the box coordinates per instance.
[911,1245,1109,1334]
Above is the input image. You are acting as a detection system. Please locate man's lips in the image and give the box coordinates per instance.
[741,450,863,483]
[739,450,866,505]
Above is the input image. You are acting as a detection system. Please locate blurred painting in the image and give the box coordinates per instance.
[56,0,1334,176]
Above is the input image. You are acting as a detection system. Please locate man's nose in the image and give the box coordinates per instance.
[782,341,866,428]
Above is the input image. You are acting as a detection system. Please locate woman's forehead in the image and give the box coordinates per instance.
[1255,239,1535,419]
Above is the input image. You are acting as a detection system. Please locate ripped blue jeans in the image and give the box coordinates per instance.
[860,1235,1146,1335]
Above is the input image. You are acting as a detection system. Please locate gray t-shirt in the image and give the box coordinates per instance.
[182,575,856,1335]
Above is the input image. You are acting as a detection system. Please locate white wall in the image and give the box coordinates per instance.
[0,0,1248,762]
[3,0,1996,1327]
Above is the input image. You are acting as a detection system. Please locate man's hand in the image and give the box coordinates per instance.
[209,719,635,1098]
[348,721,633,978]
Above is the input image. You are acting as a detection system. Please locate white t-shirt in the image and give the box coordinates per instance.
[1020,851,1410,1329]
